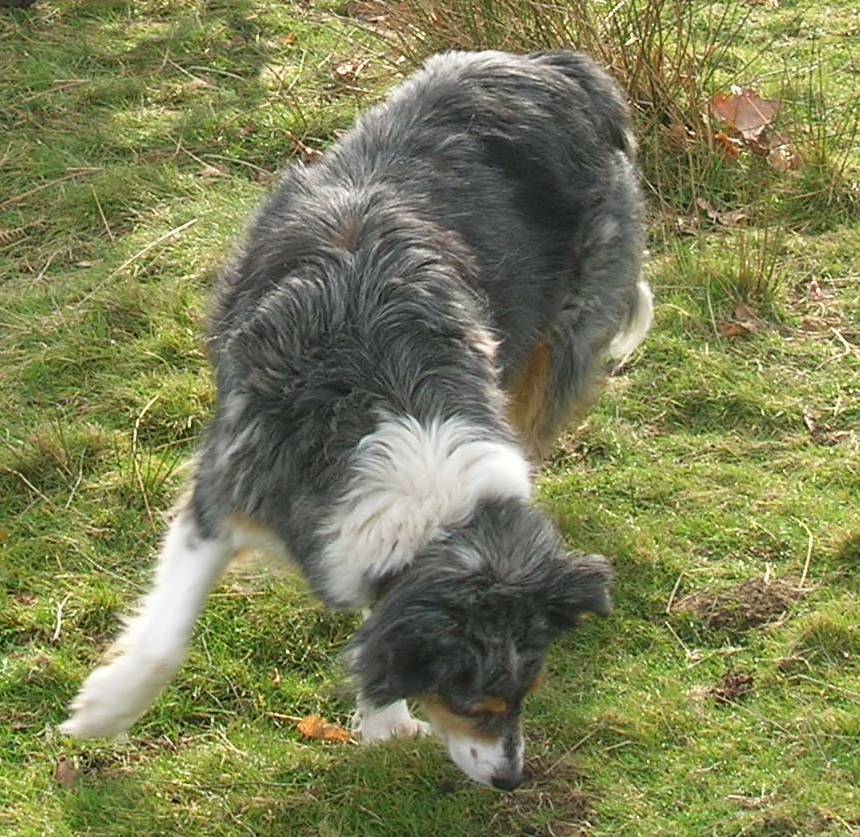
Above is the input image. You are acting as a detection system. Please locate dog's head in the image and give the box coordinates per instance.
[349,501,610,790]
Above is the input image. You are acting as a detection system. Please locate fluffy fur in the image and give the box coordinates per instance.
[61,49,651,790]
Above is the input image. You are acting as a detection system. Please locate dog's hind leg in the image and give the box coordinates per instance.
[61,505,234,738]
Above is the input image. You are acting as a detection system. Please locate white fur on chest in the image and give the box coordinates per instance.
[318,414,531,607]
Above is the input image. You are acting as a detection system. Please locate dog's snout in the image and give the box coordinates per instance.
[491,771,524,792]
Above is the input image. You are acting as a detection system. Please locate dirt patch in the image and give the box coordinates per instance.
[672,576,806,636]
[486,754,595,837]
[709,670,755,705]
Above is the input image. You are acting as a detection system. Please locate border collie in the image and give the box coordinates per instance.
[61,49,652,791]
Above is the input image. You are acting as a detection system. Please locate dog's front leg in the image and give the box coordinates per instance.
[61,506,234,738]
[352,696,431,743]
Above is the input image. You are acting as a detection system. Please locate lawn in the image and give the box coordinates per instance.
[1,1,858,835]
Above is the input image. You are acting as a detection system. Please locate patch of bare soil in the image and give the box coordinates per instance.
[487,754,596,837]
[708,670,755,705]
[672,576,806,636]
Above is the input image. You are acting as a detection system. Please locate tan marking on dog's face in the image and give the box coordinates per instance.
[417,695,503,744]
[472,696,509,715]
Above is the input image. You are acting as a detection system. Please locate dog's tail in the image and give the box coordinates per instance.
[527,50,637,159]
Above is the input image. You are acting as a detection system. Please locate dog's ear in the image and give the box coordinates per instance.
[349,613,461,707]
[544,554,612,632]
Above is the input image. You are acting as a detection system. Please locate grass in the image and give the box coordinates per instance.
[1,0,858,835]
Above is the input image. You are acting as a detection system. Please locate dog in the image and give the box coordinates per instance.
[61,49,652,791]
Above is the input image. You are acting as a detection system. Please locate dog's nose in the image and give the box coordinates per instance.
[491,771,524,791]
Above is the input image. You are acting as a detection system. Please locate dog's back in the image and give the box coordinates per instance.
[208,50,648,456]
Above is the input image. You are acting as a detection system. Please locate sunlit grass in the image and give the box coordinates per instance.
[1,1,858,835]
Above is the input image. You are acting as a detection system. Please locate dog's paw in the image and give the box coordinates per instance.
[352,700,432,744]
[60,655,170,738]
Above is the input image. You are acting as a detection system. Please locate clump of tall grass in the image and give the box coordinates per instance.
[362,0,859,299]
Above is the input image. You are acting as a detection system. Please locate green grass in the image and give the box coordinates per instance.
[1,1,858,835]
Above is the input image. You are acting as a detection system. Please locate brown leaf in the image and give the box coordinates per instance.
[296,714,351,743]
[666,123,695,151]
[282,32,296,47]
[767,145,802,172]
[198,165,226,178]
[186,77,212,91]
[720,321,758,338]
[290,138,323,164]
[711,89,780,141]
[333,58,368,81]
[713,131,743,160]
[696,198,749,227]
[0,528,9,543]
[709,670,754,704]
[806,277,825,302]
[53,758,80,787]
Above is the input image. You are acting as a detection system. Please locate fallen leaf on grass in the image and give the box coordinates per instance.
[711,88,779,141]
[290,138,323,164]
[721,321,758,338]
[198,165,226,178]
[714,131,743,160]
[185,77,213,91]
[0,527,9,543]
[709,671,754,704]
[296,714,352,743]
[666,122,695,151]
[333,58,369,82]
[696,198,749,227]
[720,302,760,338]
[53,758,80,787]
[767,144,803,172]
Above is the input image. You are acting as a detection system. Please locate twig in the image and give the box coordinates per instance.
[795,518,814,587]
[665,572,684,613]
[546,726,601,774]
[0,168,102,210]
[90,185,115,241]
[17,79,89,105]
[131,393,161,525]
[52,593,72,642]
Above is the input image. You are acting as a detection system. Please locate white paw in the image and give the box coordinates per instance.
[60,654,174,738]
[352,700,432,744]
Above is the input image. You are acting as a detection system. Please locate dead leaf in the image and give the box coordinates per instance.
[282,32,296,47]
[666,123,695,151]
[806,277,825,302]
[186,77,212,91]
[709,670,754,704]
[767,144,802,172]
[714,131,743,160]
[296,714,351,743]
[53,758,80,787]
[290,138,323,164]
[198,165,226,178]
[0,528,9,543]
[696,199,749,227]
[333,58,368,81]
[711,88,780,141]
[720,321,758,338]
